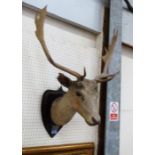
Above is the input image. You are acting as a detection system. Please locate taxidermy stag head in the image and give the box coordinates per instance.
[35,7,118,126]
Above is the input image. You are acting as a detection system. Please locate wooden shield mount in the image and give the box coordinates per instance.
[41,87,65,138]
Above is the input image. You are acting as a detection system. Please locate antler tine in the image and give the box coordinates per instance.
[35,6,86,79]
[95,30,118,82]
[102,30,118,74]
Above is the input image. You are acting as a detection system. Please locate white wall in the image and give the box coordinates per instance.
[22,7,102,149]
[122,0,133,45]
[120,1,133,154]
[120,45,133,155]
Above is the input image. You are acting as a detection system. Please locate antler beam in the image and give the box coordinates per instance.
[35,6,86,79]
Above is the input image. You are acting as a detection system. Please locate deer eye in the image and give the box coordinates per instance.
[76,91,82,97]
[76,91,84,101]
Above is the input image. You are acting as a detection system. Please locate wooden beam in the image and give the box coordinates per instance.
[97,4,110,155]
[23,143,94,155]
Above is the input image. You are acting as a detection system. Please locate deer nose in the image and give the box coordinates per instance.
[92,117,101,125]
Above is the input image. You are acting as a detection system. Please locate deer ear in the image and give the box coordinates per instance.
[57,73,72,88]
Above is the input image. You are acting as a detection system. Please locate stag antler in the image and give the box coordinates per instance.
[35,6,86,79]
[95,31,119,82]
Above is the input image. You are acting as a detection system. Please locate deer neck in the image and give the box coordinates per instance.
[51,91,77,126]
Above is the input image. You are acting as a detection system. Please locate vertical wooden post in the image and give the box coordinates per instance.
[97,1,110,155]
